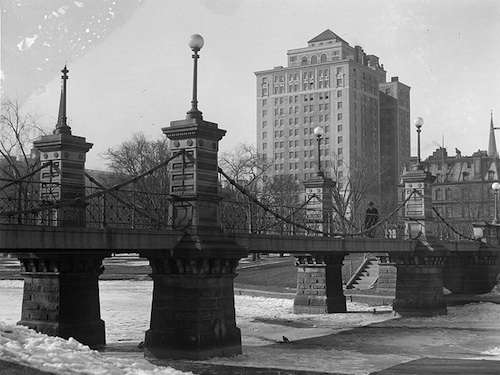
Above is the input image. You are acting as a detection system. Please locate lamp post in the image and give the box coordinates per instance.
[313,126,324,177]
[187,34,204,120]
[415,117,424,166]
[492,182,500,224]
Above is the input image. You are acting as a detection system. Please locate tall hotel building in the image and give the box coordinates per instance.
[255,30,410,205]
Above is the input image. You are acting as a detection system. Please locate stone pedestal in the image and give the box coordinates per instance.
[17,254,106,348]
[144,235,244,359]
[376,256,397,294]
[444,253,499,294]
[303,175,335,235]
[391,254,446,316]
[293,254,346,314]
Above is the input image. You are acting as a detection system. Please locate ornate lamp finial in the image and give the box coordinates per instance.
[186,34,204,120]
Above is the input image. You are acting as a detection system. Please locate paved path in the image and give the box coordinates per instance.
[371,357,500,374]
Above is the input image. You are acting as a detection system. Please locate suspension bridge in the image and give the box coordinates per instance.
[0,55,499,361]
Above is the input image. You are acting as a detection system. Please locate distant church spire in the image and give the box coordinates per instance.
[488,110,498,158]
[54,66,72,135]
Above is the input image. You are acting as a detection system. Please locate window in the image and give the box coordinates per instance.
[262,110,267,116]
[337,90,342,98]
[263,143,267,150]
[338,136,343,144]
[435,189,442,201]
[488,170,495,180]
[336,67,343,74]
[338,124,343,132]
[279,108,284,115]
[304,106,308,112]
[337,113,343,120]
[319,115,323,122]
[311,55,318,64]
[337,102,342,109]
[320,54,327,63]
[262,99,267,105]
[301,57,308,66]
[262,121,267,127]
[262,132,267,139]
[324,103,329,110]
[337,147,343,155]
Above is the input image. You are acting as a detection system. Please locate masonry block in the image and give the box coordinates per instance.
[144,253,243,360]
[17,254,106,348]
[391,254,446,317]
[443,253,499,294]
[293,255,346,314]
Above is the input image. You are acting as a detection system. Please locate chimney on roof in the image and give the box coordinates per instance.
[391,76,399,82]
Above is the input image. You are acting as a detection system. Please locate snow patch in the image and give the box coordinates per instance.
[0,322,191,375]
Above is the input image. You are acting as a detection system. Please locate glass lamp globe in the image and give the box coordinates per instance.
[313,126,324,137]
[414,117,424,129]
[189,34,204,51]
[492,182,500,191]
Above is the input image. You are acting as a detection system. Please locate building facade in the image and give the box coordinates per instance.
[401,116,500,227]
[255,29,410,207]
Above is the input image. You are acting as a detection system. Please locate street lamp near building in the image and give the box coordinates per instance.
[415,117,424,166]
[313,126,324,177]
[492,182,500,224]
[187,34,204,120]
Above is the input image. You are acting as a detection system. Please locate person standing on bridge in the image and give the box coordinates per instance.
[364,201,379,237]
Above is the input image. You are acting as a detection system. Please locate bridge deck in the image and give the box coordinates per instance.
[0,225,485,254]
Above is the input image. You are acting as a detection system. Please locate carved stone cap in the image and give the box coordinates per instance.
[163,118,226,142]
[33,133,93,153]
[304,175,336,189]
[401,168,435,184]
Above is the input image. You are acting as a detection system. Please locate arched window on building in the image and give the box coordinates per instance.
[301,57,308,66]
[311,55,318,64]
[320,54,327,63]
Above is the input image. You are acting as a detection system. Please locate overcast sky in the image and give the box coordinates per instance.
[3,0,500,169]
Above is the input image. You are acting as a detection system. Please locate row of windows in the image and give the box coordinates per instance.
[274,149,331,160]
[262,122,343,138]
[264,93,334,107]
[268,138,332,149]
[274,160,334,172]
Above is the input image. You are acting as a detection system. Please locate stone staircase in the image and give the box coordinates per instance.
[345,257,379,290]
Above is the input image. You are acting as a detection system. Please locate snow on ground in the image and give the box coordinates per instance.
[1,280,500,375]
[0,322,191,375]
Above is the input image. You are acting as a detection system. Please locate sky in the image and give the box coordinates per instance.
[2,0,500,169]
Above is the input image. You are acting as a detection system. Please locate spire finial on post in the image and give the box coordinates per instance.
[488,110,498,158]
[54,65,72,135]
[186,34,204,120]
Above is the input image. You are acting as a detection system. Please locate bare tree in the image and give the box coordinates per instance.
[104,132,169,177]
[0,99,47,223]
[219,143,272,194]
[330,156,382,233]
[0,99,45,178]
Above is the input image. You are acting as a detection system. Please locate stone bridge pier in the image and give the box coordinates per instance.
[293,254,346,313]
[142,94,246,358]
[17,252,108,347]
[15,66,107,347]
